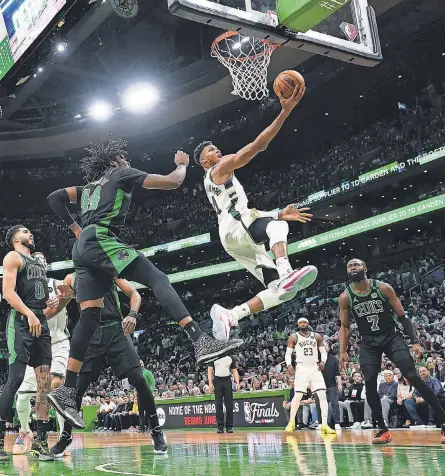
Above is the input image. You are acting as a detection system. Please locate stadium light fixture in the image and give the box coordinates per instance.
[89,101,113,121]
[37,67,43,73]
[123,84,159,113]
[56,43,66,53]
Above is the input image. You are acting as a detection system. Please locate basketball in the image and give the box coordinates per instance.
[273,70,305,99]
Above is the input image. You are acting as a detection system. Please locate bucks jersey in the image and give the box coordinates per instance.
[204,167,249,228]
[345,279,397,336]
[80,167,147,231]
[15,252,49,309]
[46,278,69,344]
[294,331,318,365]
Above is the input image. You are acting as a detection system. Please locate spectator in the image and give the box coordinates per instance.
[378,370,398,427]
[404,367,445,427]
[340,372,364,428]
[397,377,414,428]
[322,341,342,430]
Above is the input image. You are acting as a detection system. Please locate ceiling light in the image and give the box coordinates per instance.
[398,75,402,78]
[73,114,82,119]
[56,43,66,53]
[232,42,242,49]
[37,67,43,73]
[89,101,113,121]
[123,83,159,113]
[387,229,391,232]
[325,112,329,116]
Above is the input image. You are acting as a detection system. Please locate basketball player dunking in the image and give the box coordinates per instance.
[285,318,336,434]
[194,85,318,341]
[339,258,445,444]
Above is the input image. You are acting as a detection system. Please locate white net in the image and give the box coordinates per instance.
[211,32,278,101]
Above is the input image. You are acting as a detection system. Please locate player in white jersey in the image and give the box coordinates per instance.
[194,85,317,341]
[285,318,335,434]
[13,253,73,456]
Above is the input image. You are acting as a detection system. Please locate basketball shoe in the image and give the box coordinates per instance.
[12,431,33,455]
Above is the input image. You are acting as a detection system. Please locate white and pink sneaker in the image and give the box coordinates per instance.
[12,431,33,455]
[277,265,318,301]
[211,304,236,342]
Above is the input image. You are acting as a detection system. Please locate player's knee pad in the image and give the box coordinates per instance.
[70,307,101,361]
[397,359,418,382]
[266,220,289,249]
[256,287,283,311]
[7,362,27,392]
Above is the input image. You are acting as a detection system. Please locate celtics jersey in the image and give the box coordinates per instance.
[204,167,249,226]
[15,252,49,309]
[345,279,397,336]
[80,167,147,230]
[102,283,123,326]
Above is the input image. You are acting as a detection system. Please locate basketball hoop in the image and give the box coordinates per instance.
[211,31,279,101]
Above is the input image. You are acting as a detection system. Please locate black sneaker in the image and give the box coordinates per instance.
[50,431,72,458]
[0,442,8,461]
[194,334,243,365]
[47,385,85,429]
[226,427,234,434]
[30,438,54,461]
[217,427,224,434]
[151,426,167,454]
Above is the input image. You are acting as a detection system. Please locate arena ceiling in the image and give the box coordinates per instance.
[0,0,442,156]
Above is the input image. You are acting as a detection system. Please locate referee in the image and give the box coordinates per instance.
[208,356,239,433]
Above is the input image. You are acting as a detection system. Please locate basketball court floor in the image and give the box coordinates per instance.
[0,429,443,476]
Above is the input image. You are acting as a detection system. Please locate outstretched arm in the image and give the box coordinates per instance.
[212,85,306,181]
[47,186,83,238]
[338,292,351,371]
[142,151,189,190]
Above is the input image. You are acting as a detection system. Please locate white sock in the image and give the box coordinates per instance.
[229,304,251,323]
[317,390,329,425]
[56,412,65,438]
[276,256,292,279]
[16,393,32,433]
[289,395,302,423]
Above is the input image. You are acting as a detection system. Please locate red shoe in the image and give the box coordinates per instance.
[372,429,392,444]
[441,424,445,445]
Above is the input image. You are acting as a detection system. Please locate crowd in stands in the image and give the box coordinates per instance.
[0,86,443,262]
[0,82,443,432]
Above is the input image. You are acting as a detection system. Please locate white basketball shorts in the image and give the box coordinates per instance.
[219,210,276,286]
[294,363,327,394]
[17,339,70,394]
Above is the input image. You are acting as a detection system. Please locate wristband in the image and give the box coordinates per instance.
[128,310,140,319]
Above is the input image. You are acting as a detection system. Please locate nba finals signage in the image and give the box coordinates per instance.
[156,396,287,429]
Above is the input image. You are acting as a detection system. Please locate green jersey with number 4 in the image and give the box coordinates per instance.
[345,279,397,336]
[80,167,147,230]
[15,252,49,310]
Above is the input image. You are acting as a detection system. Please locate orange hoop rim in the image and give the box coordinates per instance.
[211,31,279,63]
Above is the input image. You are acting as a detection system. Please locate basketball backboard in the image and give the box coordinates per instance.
[168,0,382,66]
